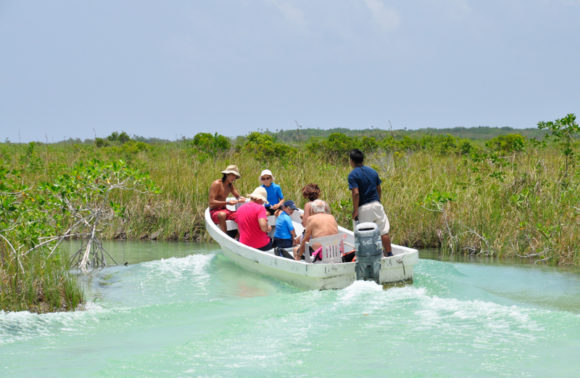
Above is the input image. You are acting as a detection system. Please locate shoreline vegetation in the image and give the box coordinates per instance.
[1,118,579,312]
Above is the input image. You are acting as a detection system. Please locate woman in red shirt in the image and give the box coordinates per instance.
[236,187,273,251]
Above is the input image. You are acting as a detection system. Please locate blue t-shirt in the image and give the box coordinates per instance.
[273,211,294,240]
[262,183,283,208]
[348,166,382,207]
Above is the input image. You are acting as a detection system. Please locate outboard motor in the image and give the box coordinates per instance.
[354,222,383,283]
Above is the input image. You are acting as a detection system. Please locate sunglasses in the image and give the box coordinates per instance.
[261,177,272,181]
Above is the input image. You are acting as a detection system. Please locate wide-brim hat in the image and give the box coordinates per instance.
[221,165,241,178]
[248,187,269,204]
[259,169,274,182]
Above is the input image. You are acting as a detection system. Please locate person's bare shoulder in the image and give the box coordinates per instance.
[316,213,338,227]
[305,213,318,228]
[209,179,221,189]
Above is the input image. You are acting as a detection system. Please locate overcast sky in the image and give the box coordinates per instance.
[1,0,579,142]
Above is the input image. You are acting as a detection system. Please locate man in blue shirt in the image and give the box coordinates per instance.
[273,200,298,249]
[348,149,393,257]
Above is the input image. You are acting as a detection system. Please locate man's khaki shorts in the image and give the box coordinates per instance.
[358,201,390,235]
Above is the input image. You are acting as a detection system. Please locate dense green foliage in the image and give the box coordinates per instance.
[239,132,297,162]
[538,113,580,179]
[192,132,231,154]
[0,157,156,312]
[1,166,84,312]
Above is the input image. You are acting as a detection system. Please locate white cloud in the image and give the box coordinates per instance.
[263,0,308,30]
[363,0,400,31]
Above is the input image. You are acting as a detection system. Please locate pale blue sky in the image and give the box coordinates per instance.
[1,0,579,142]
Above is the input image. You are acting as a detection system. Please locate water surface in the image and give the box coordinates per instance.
[1,241,579,377]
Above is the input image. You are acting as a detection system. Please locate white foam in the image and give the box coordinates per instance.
[337,281,427,312]
[136,253,216,298]
[0,301,106,345]
[333,280,543,343]
[142,253,215,279]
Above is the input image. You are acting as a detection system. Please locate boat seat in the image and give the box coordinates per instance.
[308,233,346,264]
[226,220,238,231]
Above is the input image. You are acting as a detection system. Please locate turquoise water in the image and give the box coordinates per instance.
[1,241,579,377]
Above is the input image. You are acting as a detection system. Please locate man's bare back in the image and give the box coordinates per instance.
[294,212,338,260]
[306,213,338,239]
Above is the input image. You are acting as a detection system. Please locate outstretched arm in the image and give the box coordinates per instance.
[231,185,246,202]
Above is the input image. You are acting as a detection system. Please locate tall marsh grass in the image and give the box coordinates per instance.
[1,138,578,267]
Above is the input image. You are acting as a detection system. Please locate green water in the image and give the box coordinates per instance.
[1,241,579,377]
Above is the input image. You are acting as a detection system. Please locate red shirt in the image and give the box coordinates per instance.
[236,201,270,249]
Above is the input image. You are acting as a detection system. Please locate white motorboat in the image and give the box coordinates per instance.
[204,206,419,290]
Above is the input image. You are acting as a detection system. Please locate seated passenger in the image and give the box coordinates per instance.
[301,183,331,227]
[294,200,338,261]
[260,169,284,215]
[209,165,246,232]
[236,187,273,251]
[273,200,298,249]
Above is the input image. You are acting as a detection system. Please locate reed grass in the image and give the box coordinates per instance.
[1,140,578,267]
[0,247,84,313]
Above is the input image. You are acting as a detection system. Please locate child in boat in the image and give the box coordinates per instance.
[260,169,284,215]
[273,200,298,249]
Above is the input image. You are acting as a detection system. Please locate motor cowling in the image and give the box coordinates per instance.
[354,222,382,283]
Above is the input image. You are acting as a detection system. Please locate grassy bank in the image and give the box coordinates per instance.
[2,133,578,267]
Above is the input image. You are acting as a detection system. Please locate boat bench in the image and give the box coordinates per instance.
[304,233,347,264]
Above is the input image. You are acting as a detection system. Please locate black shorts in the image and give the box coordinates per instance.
[257,238,274,251]
[273,238,293,249]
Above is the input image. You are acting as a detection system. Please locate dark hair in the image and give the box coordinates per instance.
[349,149,364,165]
[221,173,227,183]
[302,183,321,202]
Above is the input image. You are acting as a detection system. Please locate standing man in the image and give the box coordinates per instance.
[347,149,393,257]
[209,165,245,233]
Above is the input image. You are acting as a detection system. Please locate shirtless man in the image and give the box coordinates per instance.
[294,199,338,261]
[209,165,246,232]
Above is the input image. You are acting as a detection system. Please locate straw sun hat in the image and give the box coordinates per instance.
[221,165,241,178]
[248,187,268,204]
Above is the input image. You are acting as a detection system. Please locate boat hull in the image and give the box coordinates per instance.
[205,208,418,290]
